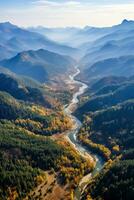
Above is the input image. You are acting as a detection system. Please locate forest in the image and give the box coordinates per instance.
[0,91,73,135]
[76,76,134,200]
[0,120,92,199]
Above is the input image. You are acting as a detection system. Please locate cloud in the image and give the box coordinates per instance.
[32,0,134,6]
[32,0,81,7]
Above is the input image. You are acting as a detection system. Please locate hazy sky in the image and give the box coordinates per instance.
[0,0,134,27]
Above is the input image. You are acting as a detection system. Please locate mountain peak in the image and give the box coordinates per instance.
[121,19,134,25]
[0,21,17,29]
[122,19,129,24]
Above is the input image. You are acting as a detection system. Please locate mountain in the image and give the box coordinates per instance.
[89,76,128,93]
[80,36,134,68]
[79,55,134,84]
[1,49,76,83]
[80,100,134,200]
[84,19,134,47]
[0,89,72,134]
[0,72,52,108]
[86,100,134,151]
[0,22,78,60]
[0,68,74,109]
[79,20,134,69]
[75,75,134,117]
[27,20,134,51]
[45,20,134,48]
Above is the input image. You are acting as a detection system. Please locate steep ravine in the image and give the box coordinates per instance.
[65,67,104,200]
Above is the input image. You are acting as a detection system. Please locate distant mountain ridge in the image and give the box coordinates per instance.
[28,19,134,48]
[78,19,134,70]
[79,55,134,84]
[0,22,78,60]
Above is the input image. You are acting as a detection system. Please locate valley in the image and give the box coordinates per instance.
[64,68,104,200]
[0,19,134,200]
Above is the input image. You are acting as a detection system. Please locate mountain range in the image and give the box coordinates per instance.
[78,55,134,84]
[0,19,134,200]
[0,22,78,60]
[78,20,134,69]
[28,19,134,48]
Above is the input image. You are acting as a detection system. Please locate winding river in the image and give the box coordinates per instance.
[65,67,104,200]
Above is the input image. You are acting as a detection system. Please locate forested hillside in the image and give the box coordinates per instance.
[82,158,134,200]
[76,75,134,200]
[0,84,93,199]
[0,72,72,107]
[76,76,134,117]
[0,91,73,135]
[0,120,91,199]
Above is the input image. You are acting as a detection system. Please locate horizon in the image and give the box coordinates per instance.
[1,18,133,29]
[0,0,134,27]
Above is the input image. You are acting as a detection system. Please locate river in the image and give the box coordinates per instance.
[65,67,104,200]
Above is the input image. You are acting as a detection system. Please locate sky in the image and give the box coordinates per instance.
[0,0,134,27]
